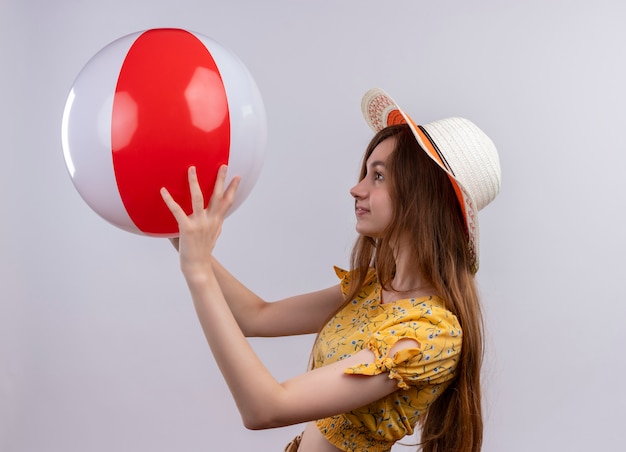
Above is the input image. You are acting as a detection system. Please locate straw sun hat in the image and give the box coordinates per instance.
[361,88,501,272]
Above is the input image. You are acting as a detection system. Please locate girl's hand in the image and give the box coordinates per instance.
[160,165,240,280]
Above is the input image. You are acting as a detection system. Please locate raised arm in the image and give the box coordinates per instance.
[170,238,344,338]
[185,262,416,429]
[161,166,416,429]
[189,270,412,429]
[210,257,344,337]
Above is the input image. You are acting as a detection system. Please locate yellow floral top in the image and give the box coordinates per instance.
[313,267,463,452]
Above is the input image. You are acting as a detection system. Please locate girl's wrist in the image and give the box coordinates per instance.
[182,265,216,286]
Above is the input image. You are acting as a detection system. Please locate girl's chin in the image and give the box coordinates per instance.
[355,226,382,238]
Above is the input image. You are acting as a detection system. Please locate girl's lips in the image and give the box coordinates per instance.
[355,206,369,216]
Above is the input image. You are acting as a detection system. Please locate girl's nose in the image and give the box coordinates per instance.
[350,180,366,199]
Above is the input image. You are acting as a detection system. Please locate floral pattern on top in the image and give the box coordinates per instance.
[314,267,462,452]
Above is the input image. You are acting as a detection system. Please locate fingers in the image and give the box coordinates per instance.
[188,166,205,213]
[162,165,240,220]
[211,165,228,201]
[160,186,187,221]
[207,165,240,216]
[223,175,241,206]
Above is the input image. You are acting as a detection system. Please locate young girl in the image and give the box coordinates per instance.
[161,88,501,452]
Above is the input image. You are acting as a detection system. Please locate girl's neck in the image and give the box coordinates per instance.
[382,273,437,303]
[381,241,437,303]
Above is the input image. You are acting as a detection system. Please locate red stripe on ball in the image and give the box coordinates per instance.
[111,28,230,234]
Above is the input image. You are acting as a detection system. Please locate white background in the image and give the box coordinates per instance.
[1,1,625,451]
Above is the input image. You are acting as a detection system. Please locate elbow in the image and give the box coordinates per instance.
[241,408,287,430]
[243,419,268,431]
[240,323,263,338]
[242,415,276,431]
[239,385,294,430]
[238,302,270,338]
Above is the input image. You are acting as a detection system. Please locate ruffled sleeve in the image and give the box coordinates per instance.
[344,298,462,390]
[333,266,350,296]
[334,266,377,299]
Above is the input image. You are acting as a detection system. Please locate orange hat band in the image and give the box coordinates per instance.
[404,114,469,227]
[416,124,467,226]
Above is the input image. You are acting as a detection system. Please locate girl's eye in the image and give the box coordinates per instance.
[374,172,384,181]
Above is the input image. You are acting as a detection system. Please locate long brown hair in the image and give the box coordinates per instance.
[345,124,484,452]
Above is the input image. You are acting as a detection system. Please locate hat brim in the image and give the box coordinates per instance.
[361,88,479,271]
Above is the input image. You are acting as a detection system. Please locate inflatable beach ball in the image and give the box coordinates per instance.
[61,28,266,237]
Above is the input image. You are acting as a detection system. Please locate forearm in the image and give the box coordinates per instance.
[164,167,301,425]
[163,166,404,431]
[184,270,288,428]
[210,257,267,336]
[170,238,266,336]
[189,273,400,430]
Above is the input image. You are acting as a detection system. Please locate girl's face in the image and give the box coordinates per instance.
[350,137,395,238]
